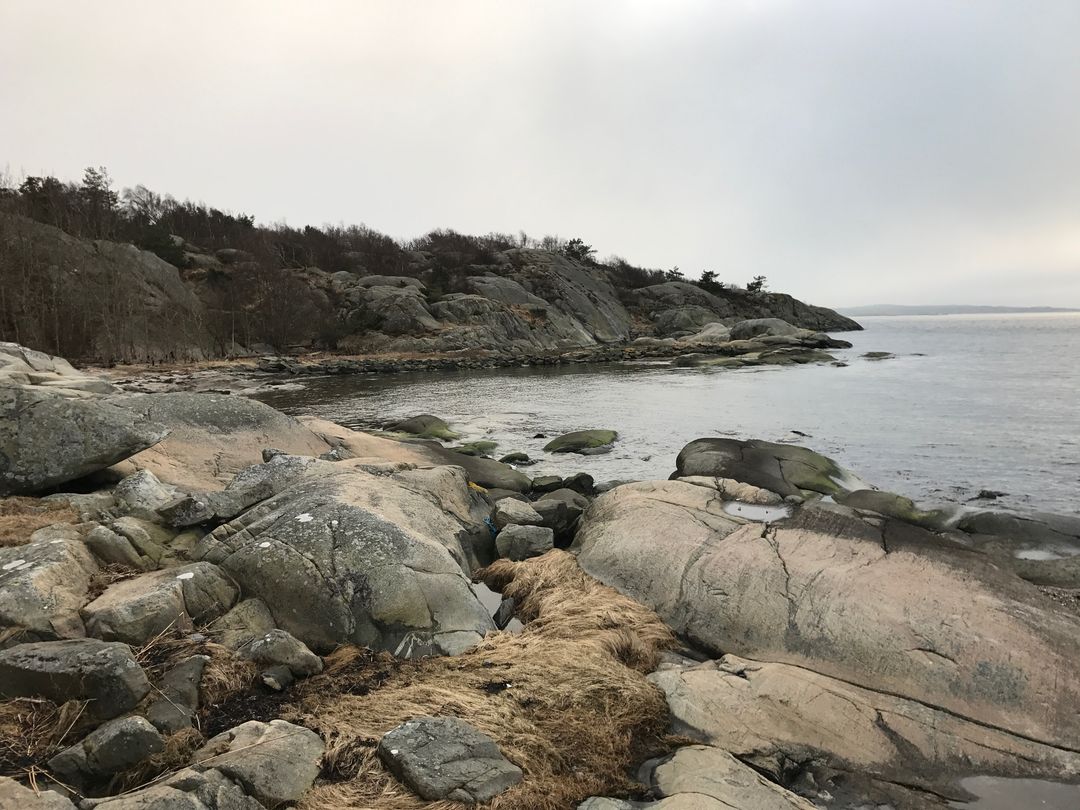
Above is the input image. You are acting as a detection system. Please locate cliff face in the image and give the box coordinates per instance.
[0,214,211,362]
[0,216,859,362]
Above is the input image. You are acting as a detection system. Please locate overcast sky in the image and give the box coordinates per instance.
[2,1,1078,308]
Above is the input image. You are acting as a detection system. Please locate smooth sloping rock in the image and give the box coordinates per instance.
[0,776,77,810]
[48,715,164,782]
[193,462,495,655]
[0,638,150,719]
[496,524,554,561]
[674,438,866,496]
[390,414,460,440]
[378,716,522,803]
[81,562,237,645]
[236,629,322,678]
[110,392,331,491]
[544,429,618,454]
[195,720,324,806]
[645,745,817,809]
[0,387,168,496]
[493,498,543,530]
[651,656,1080,799]
[0,528,99,640]
[575,482,1080,754]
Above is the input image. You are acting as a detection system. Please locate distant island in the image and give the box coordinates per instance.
[840,304,1080,317]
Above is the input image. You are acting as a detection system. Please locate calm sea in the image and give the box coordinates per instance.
[255,313,1080,517]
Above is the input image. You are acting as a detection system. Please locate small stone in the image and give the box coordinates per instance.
[496,524,554,561]
[378,716,522,803]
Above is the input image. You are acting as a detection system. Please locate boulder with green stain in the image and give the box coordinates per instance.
[390,415,461,441]
[834,489,956,531]
[544,429,618,455]
[449,440,498,457]
[675,438,863,498]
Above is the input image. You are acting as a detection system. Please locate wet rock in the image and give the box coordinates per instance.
[378,716,522,802]
[498,452,533,464]
[450,440,498,457]
[146,655,208,734]
[530,474,564,493]
[49,715,164,783]
[496,524,554,561]
[561,472,596,495]
[0,638,150,720]
[194,719,324,806]
[493,498,544,530]
[236,629,323,678]
[544,429,618,454]
[390,414,460,440]
[0,387,167,496]
[81,562,237,645]
[674,437,864,497]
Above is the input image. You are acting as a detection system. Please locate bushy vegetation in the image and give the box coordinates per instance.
[0,166,757,360]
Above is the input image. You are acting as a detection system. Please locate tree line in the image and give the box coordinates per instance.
[0,167,767,361]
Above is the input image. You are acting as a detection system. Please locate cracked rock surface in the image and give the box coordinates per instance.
[377,716,523,803]
[575,473,1080,796]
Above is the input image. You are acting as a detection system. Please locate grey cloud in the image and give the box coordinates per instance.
[1,0,1077,307]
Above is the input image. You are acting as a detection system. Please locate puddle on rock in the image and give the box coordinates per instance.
[721,502,792,523]
[473,582,523,634]
[1014,548,1069,561]
[950,776,1080,809]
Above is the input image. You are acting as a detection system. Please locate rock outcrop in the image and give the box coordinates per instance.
[192,459,496,655]
[574,442,1080,804]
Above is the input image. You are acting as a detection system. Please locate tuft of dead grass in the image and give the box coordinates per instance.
[0,497,79,547]
[284,550,678,810]
[0,697,91,778]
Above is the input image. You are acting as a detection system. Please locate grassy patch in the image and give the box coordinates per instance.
[0,497,79,547]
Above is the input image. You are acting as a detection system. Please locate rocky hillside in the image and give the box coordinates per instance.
[1,209,859,364]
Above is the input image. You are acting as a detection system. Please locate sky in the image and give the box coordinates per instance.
[2,0,1078,308]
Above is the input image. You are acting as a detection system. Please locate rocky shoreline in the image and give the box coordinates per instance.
[2,340,1079,810]
[104,318,854,396]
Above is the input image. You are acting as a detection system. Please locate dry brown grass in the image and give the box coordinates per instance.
[1,551,678,809]
[283,550,677,810]
[0,497,79,547]
[87,564,142,600]
[0,697,91,778]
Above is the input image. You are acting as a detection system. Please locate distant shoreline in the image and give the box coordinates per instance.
[840,305,1080,317]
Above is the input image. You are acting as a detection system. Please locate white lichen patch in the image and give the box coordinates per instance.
[176,571,196,580]
[296,513,314,523]
[2,559,27,571]
[258,541,272,548]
